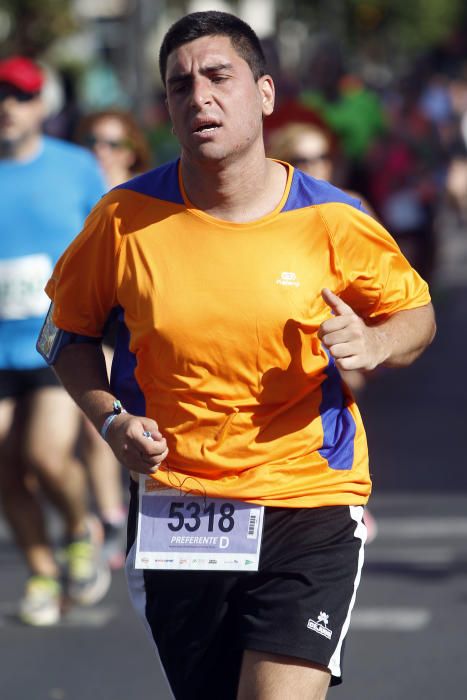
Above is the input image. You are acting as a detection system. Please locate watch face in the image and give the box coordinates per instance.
[37,303,62,361]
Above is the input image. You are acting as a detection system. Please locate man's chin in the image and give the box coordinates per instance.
[183,143,236,167]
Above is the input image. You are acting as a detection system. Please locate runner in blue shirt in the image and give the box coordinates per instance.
[0,56,110,625]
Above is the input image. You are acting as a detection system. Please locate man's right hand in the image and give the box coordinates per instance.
[105,413,168,475]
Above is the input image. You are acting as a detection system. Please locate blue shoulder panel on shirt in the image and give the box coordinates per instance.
[282,169,364,212]
[114,159,184,205]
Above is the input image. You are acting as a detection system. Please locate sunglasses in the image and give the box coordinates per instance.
[289,154,331,168]
[84,135,133,151]
[0,86,40,102]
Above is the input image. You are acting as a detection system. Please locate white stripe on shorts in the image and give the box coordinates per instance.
[125,541,175,699]
[328,505,367,679]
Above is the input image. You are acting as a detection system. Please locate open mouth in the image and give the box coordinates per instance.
[193,122,220,134]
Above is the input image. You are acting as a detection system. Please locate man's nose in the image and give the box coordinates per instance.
[190,77,212,107]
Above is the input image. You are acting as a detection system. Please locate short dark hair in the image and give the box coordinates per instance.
[159,11,266,86]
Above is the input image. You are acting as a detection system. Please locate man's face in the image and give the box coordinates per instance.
[0,84,44,152]
[165,35,274,164]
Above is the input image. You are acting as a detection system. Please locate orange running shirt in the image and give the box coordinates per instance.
[46,160,431,508]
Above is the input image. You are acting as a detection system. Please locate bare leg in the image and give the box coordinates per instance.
[0,397,59,577]
[1,386,110,621]
[22,386,88,540]
[236,650,331,700]
[81,417,125,522]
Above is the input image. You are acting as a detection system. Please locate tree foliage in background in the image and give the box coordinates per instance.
[0,0,76,57]
[351,0,465,53]
[1,0,465,62]
[288,0,465,55]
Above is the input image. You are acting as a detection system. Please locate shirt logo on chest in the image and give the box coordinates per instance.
[276,271,300,288]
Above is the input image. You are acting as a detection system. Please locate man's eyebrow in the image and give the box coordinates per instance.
[167,72,190,86]
[201,62,234,74]
[167,63,234,85]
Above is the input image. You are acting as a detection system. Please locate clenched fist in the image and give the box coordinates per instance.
[318,288,386,371]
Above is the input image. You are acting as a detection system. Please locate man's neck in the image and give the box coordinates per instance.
[180,149,288,223]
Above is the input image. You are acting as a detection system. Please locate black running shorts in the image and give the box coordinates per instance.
[0,367,60,400]
[126,479,366,700]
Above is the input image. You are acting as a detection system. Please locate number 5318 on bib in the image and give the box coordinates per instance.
[135,476,264,571]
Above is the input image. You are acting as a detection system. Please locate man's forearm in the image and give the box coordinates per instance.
[372,302,436,368]
[53,343,117,432]
[53,342,169,475]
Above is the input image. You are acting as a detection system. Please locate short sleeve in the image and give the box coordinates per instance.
[45,194,123,336]
[320,203,431,320]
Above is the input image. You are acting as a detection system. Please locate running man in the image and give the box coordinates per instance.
[40,11,435,698]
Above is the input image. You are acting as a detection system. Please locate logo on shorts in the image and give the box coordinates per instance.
[307,611,332,639]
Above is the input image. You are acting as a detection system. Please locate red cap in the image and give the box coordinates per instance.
[0,56,44,93]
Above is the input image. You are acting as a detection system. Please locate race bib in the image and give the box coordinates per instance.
[135,476,264,571]
[0,254,52,320]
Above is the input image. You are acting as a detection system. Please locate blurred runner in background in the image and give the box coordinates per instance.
[76,108,151,188]
[433,142,467,294]
[0,56,110,625]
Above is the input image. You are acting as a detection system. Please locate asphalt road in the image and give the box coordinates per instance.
[1,291,466,700]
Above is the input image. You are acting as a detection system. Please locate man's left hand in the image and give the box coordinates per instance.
[318,288,386,371]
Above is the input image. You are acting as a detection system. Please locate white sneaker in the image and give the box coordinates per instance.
[19,575,62,626]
